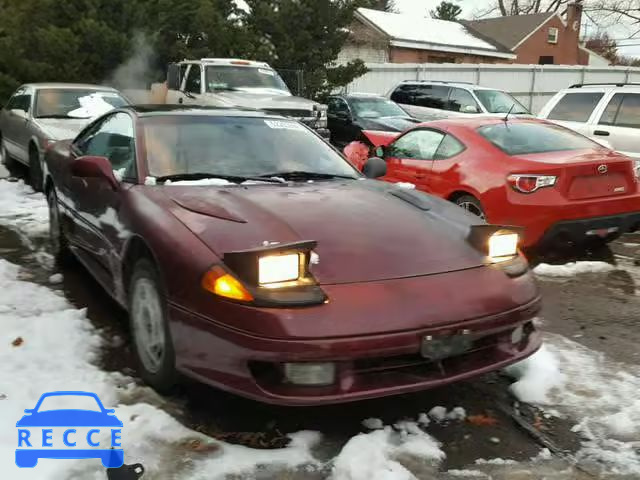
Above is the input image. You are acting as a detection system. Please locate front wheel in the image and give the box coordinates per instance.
[0,136,16,169]
[29,147,43,192]
[455,195,486,221]
[47,187,71,264]
[128,258,177,392]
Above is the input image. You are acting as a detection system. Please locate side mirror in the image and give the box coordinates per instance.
[71,155,119,190]
[363,157,387,179]
[462,105,479,113]
[167,63,181,90]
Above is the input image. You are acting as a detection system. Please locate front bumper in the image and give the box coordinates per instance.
[169,296,541,406]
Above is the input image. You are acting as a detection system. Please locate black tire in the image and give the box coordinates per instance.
[0,135,16,169]
[454,195,486,221]
[128,258,177,392]
[47,187,71,264]
[29,145,43,192]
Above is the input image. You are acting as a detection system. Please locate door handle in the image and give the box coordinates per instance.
[594,130,610,136]
[178,97,184,104]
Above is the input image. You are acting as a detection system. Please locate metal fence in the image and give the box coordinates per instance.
[276,68,305,97]
[343,63,640,114]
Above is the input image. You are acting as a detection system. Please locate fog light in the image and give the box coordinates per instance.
[511,325,524,344]
[283,362,336,386]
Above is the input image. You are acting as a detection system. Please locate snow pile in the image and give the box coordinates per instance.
[394,182,416,190]
[503,345,564,404]
[164,178,233,186]
[509,334,640,475]
[0,180,48,243]
[533,261,616,277]
[331,426,444,480]
[0,258,319,479]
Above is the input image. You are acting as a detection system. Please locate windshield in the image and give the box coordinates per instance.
[35,394,102,412]
[351,98,408,118]
[34,89,128,119]
[478,122,598,155]
[142,116,359,180]
[205,66,289,92]
[473,90,529,114]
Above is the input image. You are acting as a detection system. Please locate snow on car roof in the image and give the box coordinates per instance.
[356,8,514,59]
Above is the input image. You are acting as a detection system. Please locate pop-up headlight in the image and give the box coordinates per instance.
[258,253,300,285]
[488,231,519,262]
[467,225,528,277]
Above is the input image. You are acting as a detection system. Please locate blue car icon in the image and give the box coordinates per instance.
[16,391,124,468]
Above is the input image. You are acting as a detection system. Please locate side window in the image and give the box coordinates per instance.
[179,64,189,88]
[599,94,624,126]
[4,88,25,110]
[413,85,450,110]
[17,94,32,112]
[389,129,445,160]
[185,65,202,94]
[390,85,414,104]
[434,134,465,159]
[448,88,480,113]
[328,98,349,116]
[610,93,640,129]
[77,113,137,180]
[547,92,604,122]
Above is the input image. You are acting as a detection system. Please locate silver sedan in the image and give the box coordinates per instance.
[0,83,129,190]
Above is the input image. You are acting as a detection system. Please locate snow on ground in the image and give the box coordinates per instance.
[0,258,320,479]
[507,334,640,475]
[0,181,48,246]
[533,261,616,277]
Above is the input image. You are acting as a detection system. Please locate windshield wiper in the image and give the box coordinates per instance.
[210,86,240,92]
[155,172,285,184]
[258,171,357,181]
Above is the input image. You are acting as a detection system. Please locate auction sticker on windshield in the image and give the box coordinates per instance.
[15,391,124,468]
[264,120,305,130]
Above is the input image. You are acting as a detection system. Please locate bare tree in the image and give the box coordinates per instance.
[587,0,640,34]
[473,0,572,17]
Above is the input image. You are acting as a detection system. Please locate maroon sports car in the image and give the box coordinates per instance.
[44,105,541,405]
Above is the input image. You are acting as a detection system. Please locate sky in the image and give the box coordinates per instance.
[392,0,640,58]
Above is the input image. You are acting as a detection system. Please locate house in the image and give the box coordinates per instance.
[336,8,516,65]
[579,45,611,66]
[462,2,587,65]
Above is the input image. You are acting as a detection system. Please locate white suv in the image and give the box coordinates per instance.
[386,80,531,121]
[538,83,640,161]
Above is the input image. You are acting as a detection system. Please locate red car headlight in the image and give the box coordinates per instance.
[507,174,556,193]
[203,240,327,307]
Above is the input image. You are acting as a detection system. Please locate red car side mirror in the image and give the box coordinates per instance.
[71,156,118,190]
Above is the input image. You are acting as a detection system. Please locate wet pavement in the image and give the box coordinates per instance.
[1,168,639,478]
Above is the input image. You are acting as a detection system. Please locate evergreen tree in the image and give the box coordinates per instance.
[430,1,462,21]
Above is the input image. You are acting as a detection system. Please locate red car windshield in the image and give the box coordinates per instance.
[477,122,598,156]
[142,116,359,179]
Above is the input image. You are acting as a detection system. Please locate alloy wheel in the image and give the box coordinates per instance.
[131,278,166,374]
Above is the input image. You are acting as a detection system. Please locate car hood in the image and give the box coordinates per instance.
[203,91,319,110]
[160,181,485,284]
[34,118,90,141]
[358,116,420,132]
[16,410,122,427]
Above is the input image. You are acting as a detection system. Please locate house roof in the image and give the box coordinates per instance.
[355,8,515,60]
[462,12,556,50]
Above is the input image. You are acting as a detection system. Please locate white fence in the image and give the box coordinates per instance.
[344,63,640,114]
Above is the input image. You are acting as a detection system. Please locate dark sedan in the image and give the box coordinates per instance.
[44,105,541,405]
[327,93,422,148]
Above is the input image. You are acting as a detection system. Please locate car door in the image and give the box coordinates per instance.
[543,90,605,137]
[383,128,446,189]
[327,97,354,147]
[427,133,468,197]
[1,87,32,162]
[69,112,136,286]
[593,92,640,160]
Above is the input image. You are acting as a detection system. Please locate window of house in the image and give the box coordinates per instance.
[547,27,559,44]
[539,56,554,65]
[547,92,604,122]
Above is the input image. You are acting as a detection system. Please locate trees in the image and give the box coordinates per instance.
[585,32,619,63]
[430,1,463,21]
[0,0,367,103]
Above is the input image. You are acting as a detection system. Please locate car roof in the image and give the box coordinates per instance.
[560,84,640,93]
[396,81,497,91]
[335,93,387,100]
[421,116,548,130]
[22,83,120,91]
[124,104,288,119]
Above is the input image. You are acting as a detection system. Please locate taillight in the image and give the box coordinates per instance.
[507,174,557,194]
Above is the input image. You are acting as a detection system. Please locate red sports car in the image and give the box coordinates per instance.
[347,118,640,249]
[44,105,541,406]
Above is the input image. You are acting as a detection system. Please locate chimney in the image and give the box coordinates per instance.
[567,1,583,40]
